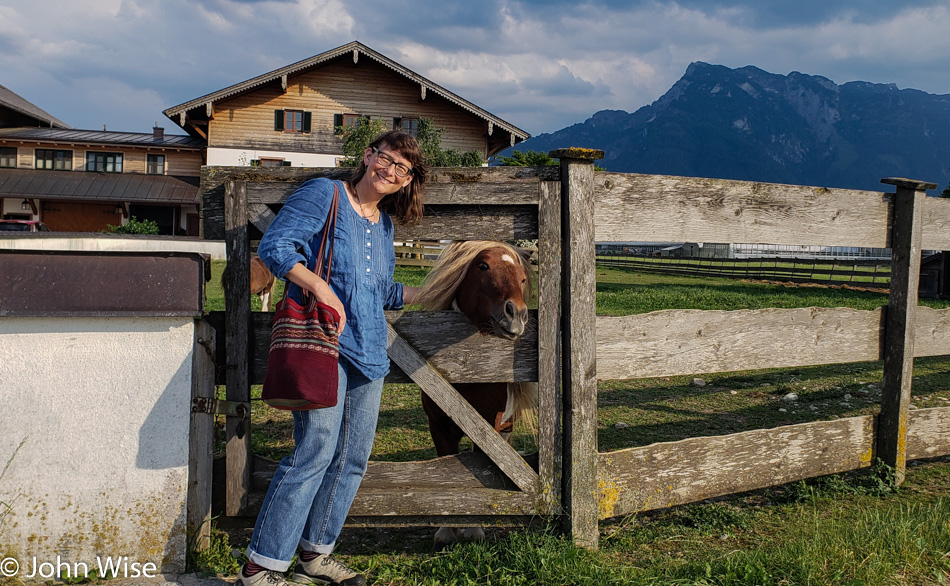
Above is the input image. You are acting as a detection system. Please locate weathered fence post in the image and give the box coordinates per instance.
[551,148,604,549]
[878,177,937,484]
[537,177,563,515]
[188,320,216,553]
[224,179,252,514]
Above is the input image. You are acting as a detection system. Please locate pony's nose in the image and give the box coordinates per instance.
[504,300,527,335]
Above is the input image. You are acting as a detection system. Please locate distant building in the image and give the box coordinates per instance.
[163,41,529,167]
[0,84,204,234]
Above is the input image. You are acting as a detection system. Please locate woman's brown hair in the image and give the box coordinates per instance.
[350,130,427,225]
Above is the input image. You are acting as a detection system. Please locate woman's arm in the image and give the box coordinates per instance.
[285,263,347,333]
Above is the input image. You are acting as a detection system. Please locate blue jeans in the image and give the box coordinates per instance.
[245,359,384,571]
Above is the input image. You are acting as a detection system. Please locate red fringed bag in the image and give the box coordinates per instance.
[261,185,341,410]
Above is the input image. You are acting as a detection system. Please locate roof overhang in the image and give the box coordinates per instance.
[0,169,199,205]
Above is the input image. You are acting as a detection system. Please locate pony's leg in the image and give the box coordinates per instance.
[421,393,464,456]
[433,527,458,552]
[458,527,486,542]
[261,289,271,312]
[433,527,486,552]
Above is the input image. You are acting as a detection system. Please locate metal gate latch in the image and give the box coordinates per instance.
[191,397,249,419]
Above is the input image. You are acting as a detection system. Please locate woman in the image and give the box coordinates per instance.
[238,130,427,586]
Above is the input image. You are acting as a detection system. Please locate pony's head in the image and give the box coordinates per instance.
[416,241,533,340]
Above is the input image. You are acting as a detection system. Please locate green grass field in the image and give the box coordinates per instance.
[196,262,950,585]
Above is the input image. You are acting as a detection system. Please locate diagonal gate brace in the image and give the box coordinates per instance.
[386,323,540,493]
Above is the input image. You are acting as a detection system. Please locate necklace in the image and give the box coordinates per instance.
[352,183,379,222]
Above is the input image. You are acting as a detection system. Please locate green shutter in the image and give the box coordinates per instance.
[333,113,343,128]
[274,110,284,131]
[393,117,401,130]
[302,111,312,133]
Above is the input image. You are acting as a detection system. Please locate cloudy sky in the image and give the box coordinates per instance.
[2,0,949,137]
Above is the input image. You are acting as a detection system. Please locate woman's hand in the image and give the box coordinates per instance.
[285,263,347,333]
[402,285,421,306]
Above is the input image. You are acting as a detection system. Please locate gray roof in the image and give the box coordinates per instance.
[0,168,200,204]
[0,84,71,129]
[164,41,529,143]
[0,127,205,149]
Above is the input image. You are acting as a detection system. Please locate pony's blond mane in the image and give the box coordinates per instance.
[415,241,534,310]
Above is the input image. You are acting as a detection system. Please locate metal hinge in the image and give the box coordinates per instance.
[191,397,249,419]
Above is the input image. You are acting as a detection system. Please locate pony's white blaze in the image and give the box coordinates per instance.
[501,253,516,265]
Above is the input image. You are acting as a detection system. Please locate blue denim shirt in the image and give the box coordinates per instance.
[257,177,403,380]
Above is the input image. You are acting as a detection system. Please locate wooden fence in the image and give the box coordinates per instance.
[196,161,950,552]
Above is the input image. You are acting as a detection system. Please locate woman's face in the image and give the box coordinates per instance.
[363,143,414,195]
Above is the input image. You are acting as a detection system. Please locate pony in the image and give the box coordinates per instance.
[221,256,276,311]
[249,256,276,312]
[414,240,539,550]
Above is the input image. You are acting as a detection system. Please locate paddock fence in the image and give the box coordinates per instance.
[196,159,950,551]
[596,254,894,288]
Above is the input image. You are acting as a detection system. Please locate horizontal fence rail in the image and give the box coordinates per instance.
[597,255,892,287]
[597,407,950,520]
[595,305,950,381]
[593,172,950,251]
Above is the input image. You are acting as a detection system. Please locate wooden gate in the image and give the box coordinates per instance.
[198,158,593,536]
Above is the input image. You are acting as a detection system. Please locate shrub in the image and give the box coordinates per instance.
[103,216,159,235]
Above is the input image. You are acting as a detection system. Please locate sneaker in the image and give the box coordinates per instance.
[292,553,366,586]
[236,566,292,586]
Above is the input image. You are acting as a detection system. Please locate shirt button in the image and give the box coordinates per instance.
[366,255,371,260]
[366,229,371,234]
[366,268,371,272]
[366,242,371,247]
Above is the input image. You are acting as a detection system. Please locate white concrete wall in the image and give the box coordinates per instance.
[0,236,226,260]
[207,146,339,168]
[0,317,195,577]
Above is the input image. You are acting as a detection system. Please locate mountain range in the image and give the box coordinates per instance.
[505,62,950,194]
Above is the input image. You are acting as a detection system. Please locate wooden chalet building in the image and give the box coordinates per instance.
[0,84,205,234]
[163,41,529,167]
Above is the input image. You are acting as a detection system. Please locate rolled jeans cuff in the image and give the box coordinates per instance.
[245,547,293,573]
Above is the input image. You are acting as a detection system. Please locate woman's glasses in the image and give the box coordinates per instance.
[373,148,413,178]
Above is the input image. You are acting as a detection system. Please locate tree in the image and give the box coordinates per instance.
[337,117,484,167]
[495,150,558,167]
[414,118,484,167]
[336,116,388,167]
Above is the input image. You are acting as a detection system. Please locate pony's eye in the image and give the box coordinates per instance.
[478,262,489,271]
